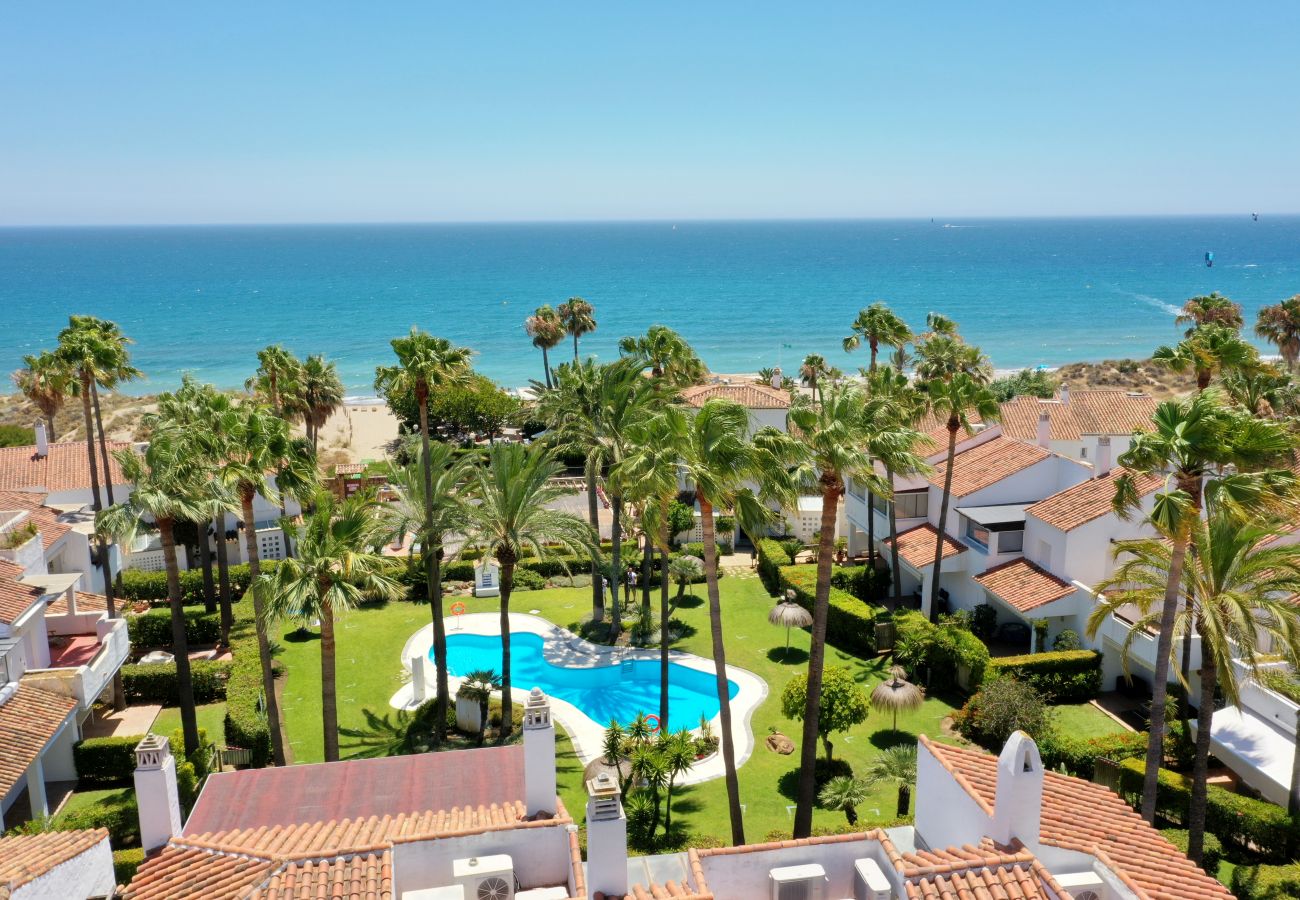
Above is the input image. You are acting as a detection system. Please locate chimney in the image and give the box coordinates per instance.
[991,732,1044,847]
[134,734,183,853]
[34,421,49,458]
[523,687,557,818]
[585,773,628,898]
[1036,410,1051,449]
[770,367,783,389]
[1059,384,1070,406]
[1094,436,1112,478]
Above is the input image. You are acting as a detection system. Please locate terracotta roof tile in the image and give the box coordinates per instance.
[0,491,70,550]
[122,846,279,900]
[926,437,1053,497]
[0,682,78,799]
[902,842,1067,899]
[1001,390,1157,442]
[0,442,132,494]
[0,828,108,892]
[884,523,966,570]
[679,383,791,409]
[920,735,1234,900]
[0,559,44,625]
[250,852,392,900]
[973,558,1075,612]
[915,413,983,454]
[1027,467,1163,532]
[47,590,109,616]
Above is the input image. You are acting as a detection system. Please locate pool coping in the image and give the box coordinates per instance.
[390,611,768,786]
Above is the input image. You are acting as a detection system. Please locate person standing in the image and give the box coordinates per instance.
[626,565,637,604]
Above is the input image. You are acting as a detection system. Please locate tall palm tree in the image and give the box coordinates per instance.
[73,316,142,508]
[524,305,566,389]
[261,491,402,761]
[99,432,211,755]
[1109,389,1297,823]
[619,325,706,387]
[1091,506,1300,862]
[843,302,912,372]
[1255,295,1300,372]
[466,443,594,738]
[799,354,828,403]
[11,351,69,440]
[1154,323,1259,392]
[661,729,695,831]
[299,354,344,455]
[388,444,476,742]
[246,344,302,414]
[1176,292,1244,335]
[558,297,597,361]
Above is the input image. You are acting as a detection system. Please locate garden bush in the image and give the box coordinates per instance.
[756,539,793,590]
[58,790,139,848]
[1160,827,1223,876]
[224,642,274,767]
[121,659,231,705]
[952,676,1053,749]
[120,563,263,606]
[1037,729,1147,779]
[893,610,990,691]
[779,565,883,657]
[126,607,222,649]
[984,650,1102,703]
[73,736,141,786]
[510,568,546,591]
[830,565,891,603]
[1233,863,1300,899]
[113,847,145,885]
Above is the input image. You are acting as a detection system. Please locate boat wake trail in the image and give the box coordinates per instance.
[1110,286,1181,317]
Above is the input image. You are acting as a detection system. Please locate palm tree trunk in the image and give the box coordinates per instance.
[46,412,57,443]
[214,515,233,646]
[541,345,552,389]
[159,518,199,757]
[320,594,339,762]
[197,523,216,615]
[887,468,903,610]
[1178,620,1194,725]
[641,534,652,618]
[91,382,115,506]
[79,376,103,509]
[794,481,841,838]
[1187,640,1217,864]
[587,460,604,622]
[866,483,876,572]
[82,376,126,710]
[927,426,958,623]
[610,498,623,638]
[499,557,516,739]
[1139,530,1189,823]
[659,520,670,730]
[573,332,580,361]
[700,496,744,845]
[417,388,449,743]
[242,489,288,768]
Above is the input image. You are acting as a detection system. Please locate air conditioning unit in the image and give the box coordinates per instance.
[852,858,891,900]
[1054,869,1107,900]
[454,855,515,900]
[769,863,828,900]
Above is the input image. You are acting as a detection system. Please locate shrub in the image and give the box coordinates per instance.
[1160,827,1223,876]
[113,847,145,884]
[509,568,546,591]
[830,565,891,603]
[1233,863,1300,899]
[1037,729,1147,779]
[58,789,139,848]
[893,610,990,692]
[970,604,997,640]
[779,565,883,657]
[1052,629,1082,651]
[780,666,870,761]
[756,539,793,590]
[73,736,141,786]
[224,643,272,767]
[985,650,1102,703]
[119,563,262,606]
[952,676,1053,750]
[120,659,230,705]
[126,607,222,649]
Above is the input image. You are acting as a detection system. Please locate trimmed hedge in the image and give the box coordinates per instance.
[223,615,279,767]
[120,563,266,606]
[1116,757,1300,862]
[73,736,140,786]
[126,607,222,649]
[113,847,145,885]
[778,564,884,657]
[756,539,793,591]
[1160,827,1224,876]
[59,789,139,847]
[121,659,231,705]
[1037,729,1147,780]
[1234,863,1300,899]
[985,649,1103,703]
[893,609,990,692]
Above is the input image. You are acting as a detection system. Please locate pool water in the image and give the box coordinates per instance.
[437,632,738,733]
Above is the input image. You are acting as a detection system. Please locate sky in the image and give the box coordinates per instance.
[3,2,1299,225]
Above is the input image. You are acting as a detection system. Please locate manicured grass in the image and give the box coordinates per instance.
[277,572,963,844]
[54,787,131,822]
[152,702,228,744]
[1053,702,1129,739]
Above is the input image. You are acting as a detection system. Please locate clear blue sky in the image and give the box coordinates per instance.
[3,2,1298,225]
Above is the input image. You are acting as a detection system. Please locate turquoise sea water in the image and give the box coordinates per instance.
[439,631,737,732]
[3,217,1298,394]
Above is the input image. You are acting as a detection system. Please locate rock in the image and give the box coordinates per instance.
[766,732,795,755]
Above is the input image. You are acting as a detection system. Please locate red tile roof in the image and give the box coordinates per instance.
[901,841,1068,899]
[0,828,109,892]
[0,490,70,550]
[926,436,1053,498]
[1001,390,1157,442]
[1026,467,1164,532]
[884,523,967,570]
[0,682,77,800]
[679,383,791,409]
[921,735,1234,900]
[123,846,279,900]
[974,558,1075,612]
[47,590,109,616]
[0,441,131,494]
[0,559,44,625]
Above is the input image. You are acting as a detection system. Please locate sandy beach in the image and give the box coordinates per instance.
[311,400,403,465]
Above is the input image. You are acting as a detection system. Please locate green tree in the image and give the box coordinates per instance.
[843,301,912,372]
[861,369,932,580]
[458,670,502,746]
[524,305,566,389]
[245,344,302,415]
[780,665,870,763]
[618,324,706,387]
[818,775,871,825]
[661,729,695,831]
[1154,323,1259,392]
[668,555,702,608]
[667,501,695,545]
[988,368,1057,402]
[1255,294,1300,372]
[799,353,828,403]
[10,351,69,441]
[1176,291,1244,335]
[558,296,597,360]
[863,744,918,818]
[299,354,344,455]
[466,443,594,738]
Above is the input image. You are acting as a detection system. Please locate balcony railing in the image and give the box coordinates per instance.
[23,617,129,710]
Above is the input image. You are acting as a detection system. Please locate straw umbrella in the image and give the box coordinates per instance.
[769,592,813,659]
[872,666,924,732]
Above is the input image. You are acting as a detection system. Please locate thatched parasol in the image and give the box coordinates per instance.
[872,665,924,731]
[768,600,813,658]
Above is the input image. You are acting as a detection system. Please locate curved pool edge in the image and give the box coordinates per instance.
[391,611,768,787]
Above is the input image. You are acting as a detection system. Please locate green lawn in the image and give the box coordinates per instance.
[152,702,228,744]
[276,572,962,843]
[55,787,131,822]
[1053,702,1129,739]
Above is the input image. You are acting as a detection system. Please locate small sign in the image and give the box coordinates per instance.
[474,559,500,598]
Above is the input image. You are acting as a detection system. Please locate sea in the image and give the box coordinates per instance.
[2,217,1298,396]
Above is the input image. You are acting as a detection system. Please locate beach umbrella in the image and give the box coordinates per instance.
[768,600,813,658]
[872,665,924,732]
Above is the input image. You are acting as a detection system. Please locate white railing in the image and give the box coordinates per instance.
[1233,658,1297,737]
[24,618,129,710]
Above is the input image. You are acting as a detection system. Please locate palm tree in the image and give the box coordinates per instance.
[466,443,594,738]
[661,729,695,831]
[818,775,872,825]
[558,296,597,361]
[261,491,401,761]
[246,344,302,414]
[388,444,475,742]
[843,302,912,372]
[1091,506,1300,863]
[75,316,142,508]
[99,432,211,755]
[917,372,1000,622]
[524,305,566,389]
[299,354,344,454]
[799,353,828,403]
[1154,323,1259,392]
[11,351,69,440]
[619,325,706,386]
[1255,295,1300,372]
[1176,292,1244,335]
[1107,389,1297,824]
[459,669,502,745]
[863,743,919,817]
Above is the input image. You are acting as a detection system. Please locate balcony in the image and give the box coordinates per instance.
[0,514,43,574]
[23,616,129,711]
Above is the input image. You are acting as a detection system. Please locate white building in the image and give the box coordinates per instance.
[999,388,1158,464]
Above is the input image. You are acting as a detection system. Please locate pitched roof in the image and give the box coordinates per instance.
[123,846,280,900]
[901,841,1068,900]
[0,491,70,550]
[883,523,967,570]
[921,735,1234,900]
[0,559,45,625]
[926,436,1053,497]
[47,591,108,616]
[973,558,1075,612]
[1027,467,1163,532]
[1000,390,1157,442]
[914,413,981,454]
[0,682,77,800]
[0,828,109,893]
[0,441,131,494]
[679,383,791,409]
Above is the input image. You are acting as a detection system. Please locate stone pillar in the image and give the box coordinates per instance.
[134,734,182,853]
[410,655,427,703]
[25,757,47,820]
[523,688,556,817]
[585,773,628,898]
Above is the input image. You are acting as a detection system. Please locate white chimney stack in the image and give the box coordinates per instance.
[523,687,556,818]
[1094,436,1112,478]
[991,731,1044,847]
[1059,384,1070,406]
[585,773,628,898]
[770,367,783,389]
[134,733,183,853]
[34,421,48,458]
[1036,410,1051,449]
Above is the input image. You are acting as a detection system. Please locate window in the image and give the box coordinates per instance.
[998,530,1024,553]
[847,479,865,501]
[963,516,989,550]
[895,492,928,519]
[1080,446,1088,459]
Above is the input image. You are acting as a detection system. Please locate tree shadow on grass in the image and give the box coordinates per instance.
[776,758,853,802]
[673,593,705,610]
[766,647,809,665]
[282,628,319,644]
[869,729,918,751]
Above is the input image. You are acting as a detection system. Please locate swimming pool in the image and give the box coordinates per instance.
[438,632,738,733]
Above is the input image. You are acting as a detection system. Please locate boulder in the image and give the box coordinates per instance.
[766,732,795,755]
